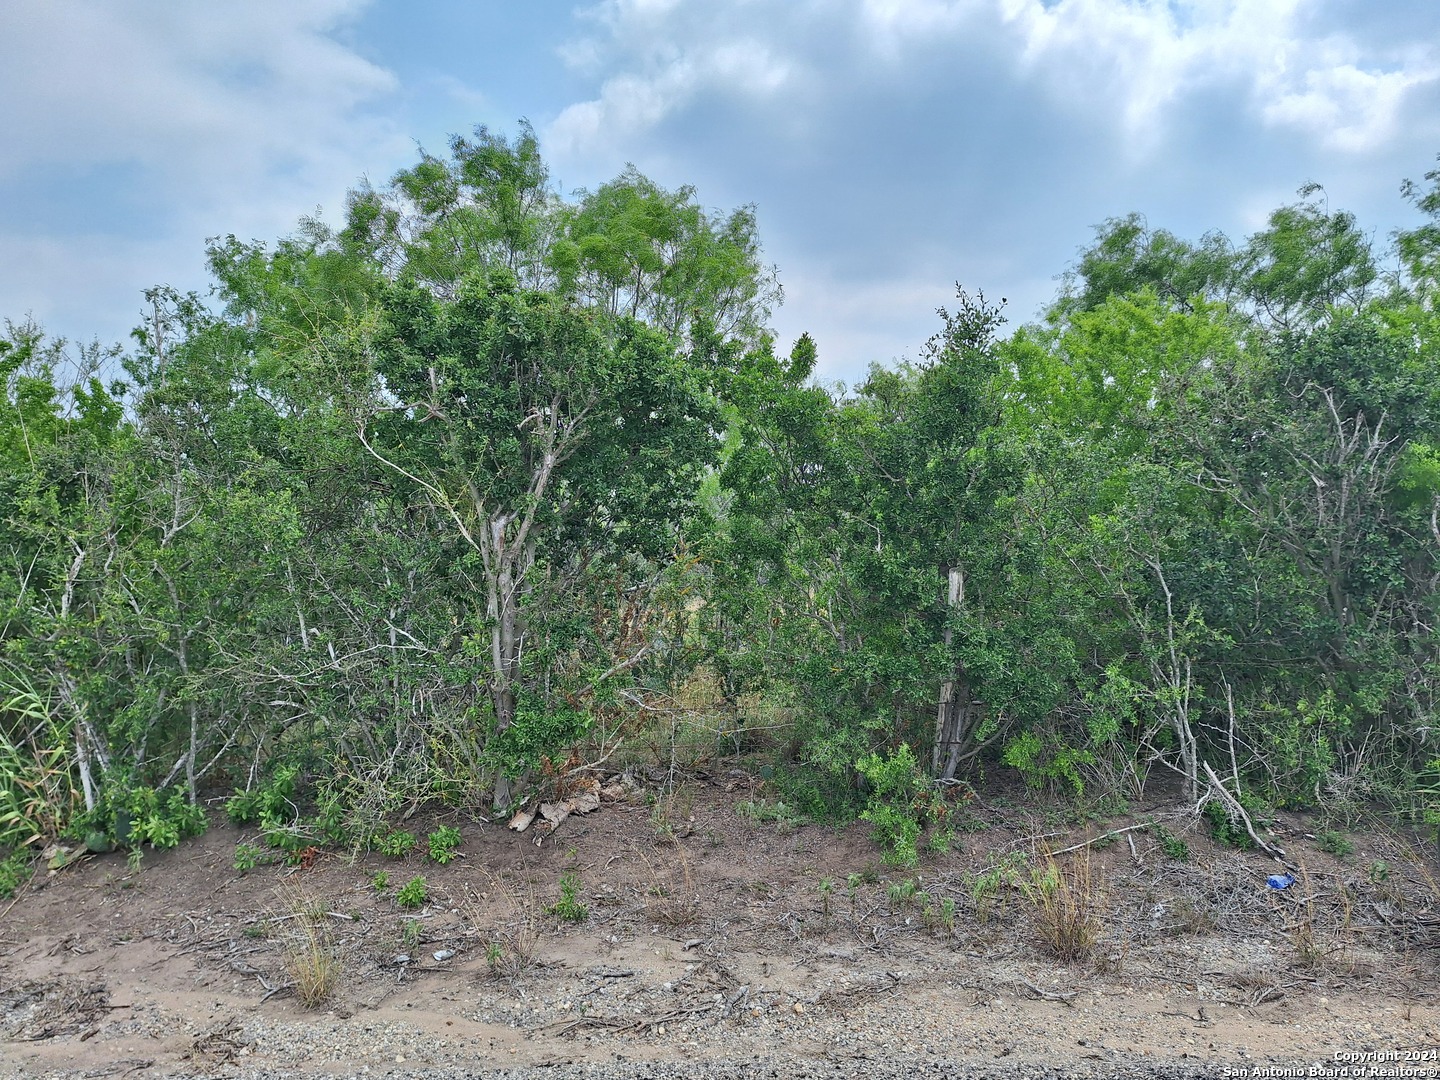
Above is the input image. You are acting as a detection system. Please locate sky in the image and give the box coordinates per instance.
[2,0,1439,385]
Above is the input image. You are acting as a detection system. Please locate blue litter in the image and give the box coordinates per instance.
[1267,873,1296,890]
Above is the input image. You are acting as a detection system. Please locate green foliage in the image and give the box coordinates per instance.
[5,134,1440,873]
[396,875,428,910]
[377,830,417,858]
[1152,823,1189,862]
[1001,730,1093,797]
[0,850,34,899]
[233,843,263,873]
[1317,831,1354,858]
[546,872,589,922]
[371,870,390,892]
[856,744,933,868]
[1203,801,1255,850]
[736,799,805,830]
[426,826,461,865]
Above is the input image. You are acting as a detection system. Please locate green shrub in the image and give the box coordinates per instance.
[396,875,428,910]
[1317,830,1353,857]
[233,843,263,873]
[1152,822,1189,861]
[426,826,461,864]
[547,872,588,921]
[377,830,417,858]
[856,744,925,868]
[0,851,34,900]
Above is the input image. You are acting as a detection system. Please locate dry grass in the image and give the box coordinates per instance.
[273,886,341,1008]
[1020,850,1103,962]
[462,875,541,980]
[1282,863,1359,974]
[641,839,700,927]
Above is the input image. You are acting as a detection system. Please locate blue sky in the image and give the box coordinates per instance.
[2,0,1439,384]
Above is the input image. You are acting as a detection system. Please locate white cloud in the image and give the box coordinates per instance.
[0,0,410,341]
[554,0,1437,160]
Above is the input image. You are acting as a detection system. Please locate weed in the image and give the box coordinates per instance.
[233,843,263,873]
[372,870,390,892]
[547,872,589,922]
[1367,859,1389,885]
[427,826,462,864]
[736,799,805,831]
[401,919,423,950]
[396,875,428,910]
[922,894,958,935]
[818,877,835,920]
[642,842,700,926]
[1020,852,1102,962]
[126,847,143,873]
[274,887,342,1008]
[0,850,35,899]
[464,877,540,979]
[242,924,268,940]
[1152,822,1189,862]
[886,878,918,909]
[1318,830,1354,858]
[377,830,417,858]
[966,860,1017,924]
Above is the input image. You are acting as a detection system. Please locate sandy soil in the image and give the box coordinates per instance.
[2,771,1438,1078]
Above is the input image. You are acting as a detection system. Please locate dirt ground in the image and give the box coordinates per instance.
[2,770,1439,1078]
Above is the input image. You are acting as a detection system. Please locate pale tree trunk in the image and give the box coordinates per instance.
[932,565,981,781]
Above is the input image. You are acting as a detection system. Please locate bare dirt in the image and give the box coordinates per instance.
[2,771,1438,1079]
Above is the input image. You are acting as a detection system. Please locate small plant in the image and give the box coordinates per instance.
[1020,852,1101,962]
[377,830,417,858]
[886,877,918,909]
[547,872,589,922]
[427,826,462,864]
[0,851,35,900]
[1367,859,1390,885]
[1152,822,1189,862]
[922,894,958,935]
[1318,830,1354,858]
[737,799,805,831]
[126,847,144,873]
[401,918,423,950]
[1203,800,1255,850]
[856,745,925,868]
[242,924,268,940]
[372,870,390,892]
[278,890,341,1008]
[485,940,504,972]
[818,877,835,920]
[233,842,263,873]
[396,875,428,910]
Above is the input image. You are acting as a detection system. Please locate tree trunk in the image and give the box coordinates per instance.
[933,566,964,778]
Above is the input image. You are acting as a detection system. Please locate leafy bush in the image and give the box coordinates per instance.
[396,875,428,910]
[377,830,417,858]
[856,744,927,868]
[0,850,34,900]
[233,843,263,872]
[546,872,588,921]
[426,826,461,864]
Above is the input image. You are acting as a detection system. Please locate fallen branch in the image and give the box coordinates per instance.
[1200,761,1292,869]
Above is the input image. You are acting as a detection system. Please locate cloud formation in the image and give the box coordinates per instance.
[0,0,405,342]
[546,0,1440,376]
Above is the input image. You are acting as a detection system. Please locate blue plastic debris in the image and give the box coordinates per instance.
[1267,873,1296,890]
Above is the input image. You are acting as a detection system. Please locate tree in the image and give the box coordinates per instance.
[338,269,720,806]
